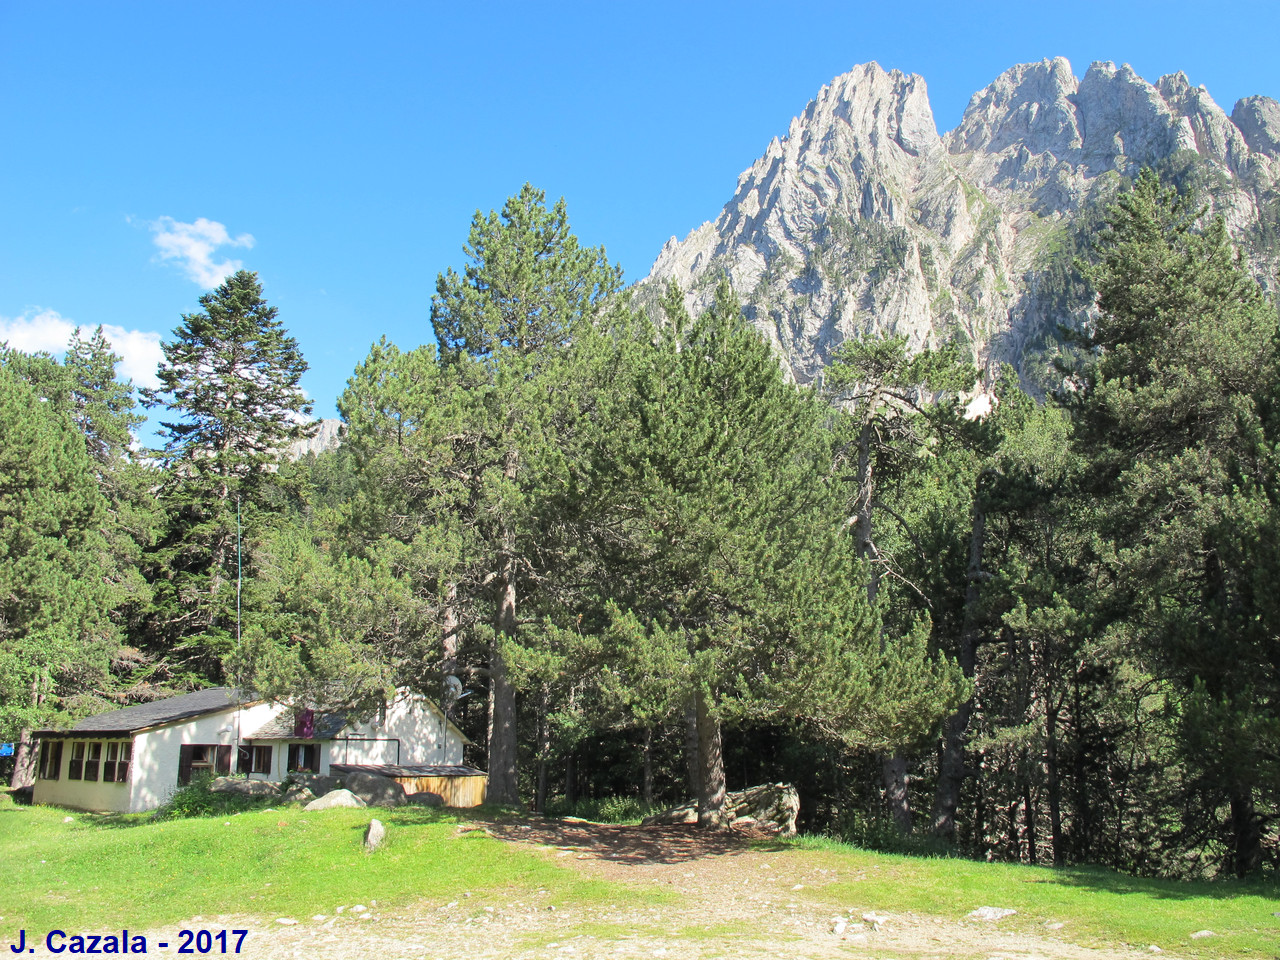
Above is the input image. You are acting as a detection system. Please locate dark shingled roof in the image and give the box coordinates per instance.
[39,687,248,737]
[246,712,348,740]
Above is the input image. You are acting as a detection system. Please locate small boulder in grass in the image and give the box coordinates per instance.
[968,906,1017,922]
[304,789,367,811]
[364,818,386,852]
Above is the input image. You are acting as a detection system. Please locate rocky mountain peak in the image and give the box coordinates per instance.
[640,59,1280,388]
[1233,96,1280,158]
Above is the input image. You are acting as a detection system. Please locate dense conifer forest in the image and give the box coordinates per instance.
[3,174,1277,880]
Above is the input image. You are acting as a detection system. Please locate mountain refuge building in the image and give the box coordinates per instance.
[31,687,478,813]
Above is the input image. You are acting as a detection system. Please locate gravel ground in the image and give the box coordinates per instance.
[112,818,1178,960]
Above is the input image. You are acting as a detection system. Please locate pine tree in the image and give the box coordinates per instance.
[1070,170,1280,877]
[602,282,966,825]
[142,270,313,683]
[428,184,623,805]
[0,362,117,785]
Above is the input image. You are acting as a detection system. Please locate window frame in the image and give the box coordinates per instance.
[68,741,85,780]
[38,740,63,781]
[286,742,320,774]
[83,741,102,781]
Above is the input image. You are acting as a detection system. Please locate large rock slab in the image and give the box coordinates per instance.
[342,771,407,808]
[209,777,280,797]
[642,783,799,834]
[289,773,341,796]
[304,788,367,811]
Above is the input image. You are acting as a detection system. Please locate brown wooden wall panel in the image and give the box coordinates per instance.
[395,775,487,808]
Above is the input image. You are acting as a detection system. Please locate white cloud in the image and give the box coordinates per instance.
[0,308,164,388]
[149,216,255,288]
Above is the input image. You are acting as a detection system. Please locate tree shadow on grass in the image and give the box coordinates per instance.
[475,812,793,866]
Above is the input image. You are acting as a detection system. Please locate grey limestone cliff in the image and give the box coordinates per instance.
[639,59,1280,386]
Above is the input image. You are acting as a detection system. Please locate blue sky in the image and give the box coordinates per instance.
[3,1,1277,431]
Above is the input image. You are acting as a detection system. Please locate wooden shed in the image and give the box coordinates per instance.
[330,762,487,807]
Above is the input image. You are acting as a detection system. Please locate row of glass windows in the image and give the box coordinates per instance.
[37,741,130,782]
[38,739,322,785]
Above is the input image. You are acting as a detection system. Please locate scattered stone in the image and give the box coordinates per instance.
[862,912,891,927]
[1190,930,1216,939]
[63,816,74,823]
[304,789,367,811]
[1148,946,1162,954]
[342,771,407,808]
[352,905,367,913]
[364,818,386,852]
[275,918,297,926]
[1044,921,1065,930]
[209,777,279,797]
[832,918,847,935]
[312,916,326,922]
[968,906,1017,922]
[791,884,804,890]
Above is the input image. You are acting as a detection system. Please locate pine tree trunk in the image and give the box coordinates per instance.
[932,477,986,840]
[881,753,911,832]
[9,728,36,789]
[534,688,550,814]
[694,689,726,826]
[683,698,700,797]
[642,727,654,806]
[1045,704,1065,866]
[1229,785,1262,878]
[441,581,459,705]
[486,446,521,807]
[1023,771,1038,865]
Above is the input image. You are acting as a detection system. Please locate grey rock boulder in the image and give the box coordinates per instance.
[364,818,386,852]
[281,784,317,805]
[304,788,367,811]
[208,777,280,797]
[289,773,341,796]
[342,771,407,808]
[643,783,800,834]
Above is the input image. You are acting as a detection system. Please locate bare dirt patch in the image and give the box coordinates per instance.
[138,816,1180,960]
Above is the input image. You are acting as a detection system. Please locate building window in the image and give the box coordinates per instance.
[83,742,102,781]
[68,741,85,780]
[38,740,62,780]
[103,742,130,783]
[287,743,319,773]
[177,744,232,785]
[237,744,272,775]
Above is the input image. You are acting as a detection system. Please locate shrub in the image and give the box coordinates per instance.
[152,774,279,820]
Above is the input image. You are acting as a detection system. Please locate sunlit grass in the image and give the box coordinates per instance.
[780,834,1280,959]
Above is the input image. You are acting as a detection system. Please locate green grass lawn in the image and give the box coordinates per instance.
[3,792,1277,959]
[782,835,1280,958]
[0,794,633,935]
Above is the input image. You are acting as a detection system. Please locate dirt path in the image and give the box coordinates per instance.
[141,818,1176,960]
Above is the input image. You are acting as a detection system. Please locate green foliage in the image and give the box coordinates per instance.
[141,270,312,684]
[0,362,119,738]
[152,774,280,820]
[1069,169,1280,877]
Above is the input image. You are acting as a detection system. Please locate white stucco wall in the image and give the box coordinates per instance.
[128,701,280,812]
[335,694,464,765]
[32,741,133,813]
